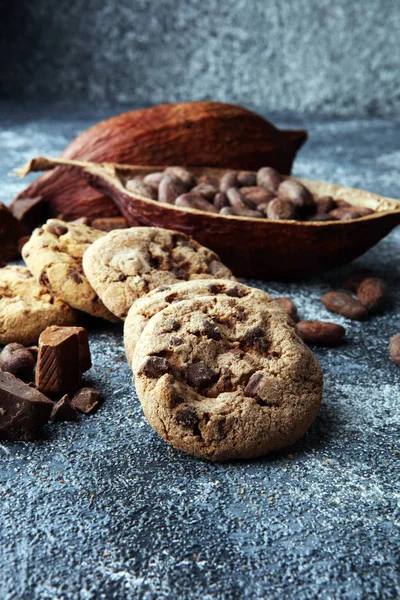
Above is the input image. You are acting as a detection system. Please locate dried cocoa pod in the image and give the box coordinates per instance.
[241,186,275,206]
[175,193,218,213]
[266,198,296,220]
[213,192,229,210]
[321,291,368,320]
[357,277,388,313]
[237,171,257,187]
[165,166,196,188]
[342,269,375,292]
[226,187,253,210]
[257,167,283,192]
[275,297,298,322]
[296,321,346,346]
[125,178,157,199]
[389,334,400,366]
[143,172,165,190]
[158,175,187,204]
[316,196,335,215]
[278,180,315,216]
[220,172,239,193]
[190,183,217,200]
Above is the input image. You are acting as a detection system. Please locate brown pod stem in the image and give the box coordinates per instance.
[10,102,307,228]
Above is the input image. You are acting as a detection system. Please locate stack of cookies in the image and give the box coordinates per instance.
[1,219,323,459]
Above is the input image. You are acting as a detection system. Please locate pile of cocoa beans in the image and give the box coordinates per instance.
[124,166,375,221]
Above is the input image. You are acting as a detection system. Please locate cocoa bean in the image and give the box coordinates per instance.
[328,208,365,220]
[237,171,257,187]
[296,321,346,346]
[0,343,36,380]
[213,192,229,210]
[265,197,296,220]
[316,196,335,215]
[158,175,187,204]
[389,334,400,366]
[275,297,298,322]
[226,188,253,210]
[175,193,218,213]
[321,291,368,320]
[220,172,239,193]
[342,269,375,292]
[219,207,236,216]
[278,180,315,216]
[91,217,128,232]
[220,206,263,218]
[191,183,217,200]
[335,199,352,208]
[357,277,388,313]
[165,166,196,188]
[240,186,275,206]
[143,171,165,190]
[257,167,283,192]
[306,213,337,222]
[125,178,157,200]
[197,174,220,188]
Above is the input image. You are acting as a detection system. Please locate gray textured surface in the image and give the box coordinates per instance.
[1,0,400,116]
[0,105,400,599]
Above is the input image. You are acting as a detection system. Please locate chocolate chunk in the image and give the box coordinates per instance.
[202,319,221,341]
[39,270,52,290]
[9,196,47,232]
[175,405,199,429]
[90,217,128,232]
[208,283,224,294]
[35,326,91,395]
[243,327,269,352]
[244,372,263,398]
[186,362,219,390]
[50,394,78,422]
[0,343,36,380]
[68,267,83,284]
[170,320,181,331]
[140,356,170,378]
[0,371,53,440]
[170,336,184,346]
[0,202,24,264]
[226,285,247,298]
[71,387,103,414]
[47,223,68,237]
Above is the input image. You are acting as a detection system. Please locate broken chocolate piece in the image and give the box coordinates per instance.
[139,356,170,378]
[243,327,269,352]
[202,319,221,341]
[0,343,36,380]
[0,202,24,264]
[71,387,103,414]
[244,372,263,398]
[0,371,53,440]
[47,222,68,237]
[35,326,91,395]
[50,394,78,422]
[186,362,219,390]
[175,405,199,429]
[9,196,47,232]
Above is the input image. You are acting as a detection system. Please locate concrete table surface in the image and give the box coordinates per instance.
[0,103,399,600]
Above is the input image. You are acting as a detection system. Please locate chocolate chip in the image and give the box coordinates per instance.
[172,267,186,279]
[170,336,184,346]
[170,320,181,331]
[68,268,83,284]
[175,405,199,430]
[39,270,51,289]
[186,362,219,390]
[117,273,127,282]
[244,372,263,398]
[208,283,224,294]
[140,356,170,378]
[47,223,68,237]
[243,327,269,352]
[149,256,162,269]
[226,286,246,298]
[236,306,248,322]
[202,319,221,341]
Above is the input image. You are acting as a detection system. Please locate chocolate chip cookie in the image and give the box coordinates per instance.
[0,266,78,345]
[124,279,286,366]
[82,227,236,320]
[132,295,323,461]
[22,219,119,321]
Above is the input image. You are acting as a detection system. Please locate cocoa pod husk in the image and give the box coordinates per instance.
[10,102,307,230]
